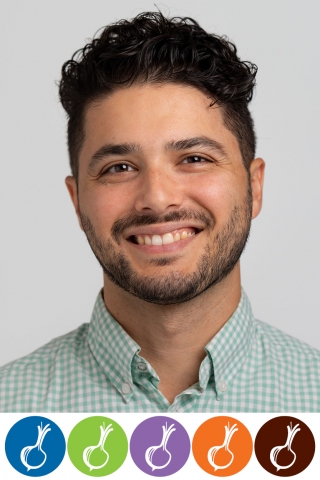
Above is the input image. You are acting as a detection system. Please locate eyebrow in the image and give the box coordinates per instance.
[165,136,227,156]
[88,143,141,172]
[87,135,227,173]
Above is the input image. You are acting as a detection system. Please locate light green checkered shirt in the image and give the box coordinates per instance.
[1,290,320,412]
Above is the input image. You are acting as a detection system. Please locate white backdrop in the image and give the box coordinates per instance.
[1,0,319,366]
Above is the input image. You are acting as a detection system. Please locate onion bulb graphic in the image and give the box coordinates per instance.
[20,422,51,472]
[83,423,113,471]
[207,422,238,471]
[270,423,301,472]
[145,423,176,471]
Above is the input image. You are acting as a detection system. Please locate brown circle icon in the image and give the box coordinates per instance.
[255,416,315,476]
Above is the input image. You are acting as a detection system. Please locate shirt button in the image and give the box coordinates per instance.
[121,382,131,395]
[218,380,228,392]
[137,362,147,372]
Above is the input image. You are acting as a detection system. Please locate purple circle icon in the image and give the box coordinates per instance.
[130,416,190,476]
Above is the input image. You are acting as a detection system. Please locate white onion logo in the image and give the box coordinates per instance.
[145,422,176,471]
[20,422,51,472]
[207,422,238,471]
[83,423,113,471]
[270,423,301,472]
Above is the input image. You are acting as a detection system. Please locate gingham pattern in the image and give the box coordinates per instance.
[1,290,320,412]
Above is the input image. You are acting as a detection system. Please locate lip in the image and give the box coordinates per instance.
[124,222,204,238]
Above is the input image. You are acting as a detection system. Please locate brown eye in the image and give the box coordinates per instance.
[182,156,208,164]
[105,164,135,174]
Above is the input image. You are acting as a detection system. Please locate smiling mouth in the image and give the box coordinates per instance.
[128,227,201,246]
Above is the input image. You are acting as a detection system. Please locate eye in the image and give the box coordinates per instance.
[103,163,135,174]
[181,155,209,164]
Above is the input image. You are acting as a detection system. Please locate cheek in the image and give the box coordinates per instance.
[81,186,131,231]
[188,175,239,220]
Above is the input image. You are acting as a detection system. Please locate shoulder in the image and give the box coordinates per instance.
[232,318,320,411]
[254,318,320,362]
[0,324,89,411]
[0,324,89,374]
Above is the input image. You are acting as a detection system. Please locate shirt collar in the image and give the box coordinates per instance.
[87,288,255,401]
[87,291,140,401]
[203,289,255,397]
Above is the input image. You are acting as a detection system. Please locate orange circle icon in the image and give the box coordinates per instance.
[192,416,253,476]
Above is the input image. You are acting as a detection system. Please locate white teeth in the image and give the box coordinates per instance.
[151,235,162,246]
[134,230,196,245]
[162,232,174,244]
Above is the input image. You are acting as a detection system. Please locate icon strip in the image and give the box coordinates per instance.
[2,415,317,476]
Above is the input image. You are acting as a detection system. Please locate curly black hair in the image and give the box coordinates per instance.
[59,11,257,178]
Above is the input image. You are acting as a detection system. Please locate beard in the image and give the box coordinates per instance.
[79,185,252,305]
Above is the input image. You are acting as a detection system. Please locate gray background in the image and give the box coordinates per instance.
[1,0,319,366]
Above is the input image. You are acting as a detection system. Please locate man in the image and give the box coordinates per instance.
[1,12,319,412]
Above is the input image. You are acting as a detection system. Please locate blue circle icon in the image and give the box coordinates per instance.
[5,416,66,476]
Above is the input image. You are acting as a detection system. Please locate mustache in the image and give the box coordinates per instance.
[111,209,215,244]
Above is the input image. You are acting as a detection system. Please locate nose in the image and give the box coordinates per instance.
[133,166,184,215]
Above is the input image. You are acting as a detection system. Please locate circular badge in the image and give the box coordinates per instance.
[67,416,128,476]
[130,416,190,476]
[192,416,253,476]
[5,416,65,476]
[255,416,315,476]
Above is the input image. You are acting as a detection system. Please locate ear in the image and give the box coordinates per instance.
[250,158,265,219]
[65,176,84,231]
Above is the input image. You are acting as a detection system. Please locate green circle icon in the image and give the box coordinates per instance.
[67,416,128,476]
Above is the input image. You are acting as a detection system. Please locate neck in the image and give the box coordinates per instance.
[103,264,241,403]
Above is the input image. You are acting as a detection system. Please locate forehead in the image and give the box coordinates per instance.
[80,83,241,164]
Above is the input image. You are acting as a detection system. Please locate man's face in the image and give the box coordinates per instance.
[67,84,263,304]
